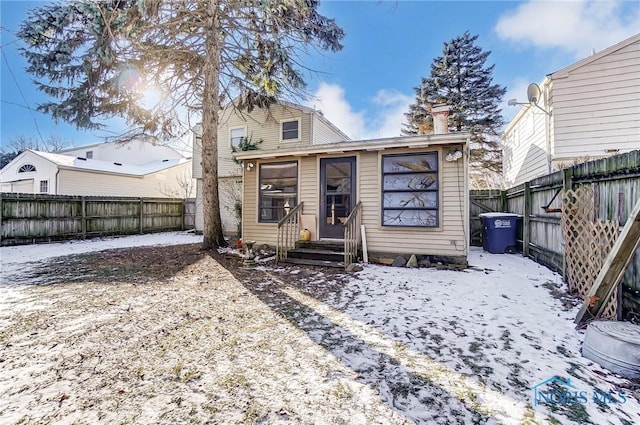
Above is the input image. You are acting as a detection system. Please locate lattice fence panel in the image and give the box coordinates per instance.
[588,220,620,319]
[562,187,594,293]
[562,187,619,319]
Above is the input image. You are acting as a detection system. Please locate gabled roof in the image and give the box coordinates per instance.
[30,150,189,176]
[277,99,352,141]
[56,141,111,153]
[550,32,640,79]
[56,139,186,157]
[215,97,351,141]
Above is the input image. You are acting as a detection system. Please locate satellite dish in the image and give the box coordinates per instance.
[527,83,542,105]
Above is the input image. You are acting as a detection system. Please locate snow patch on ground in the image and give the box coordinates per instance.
[0,236,638,424]
[312,249,639,424]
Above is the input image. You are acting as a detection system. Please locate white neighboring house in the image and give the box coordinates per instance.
[502,33,640,187]
[193,100,350,236]
[1,140,194,198]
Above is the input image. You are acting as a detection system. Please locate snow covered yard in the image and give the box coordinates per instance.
[0,233,638,424]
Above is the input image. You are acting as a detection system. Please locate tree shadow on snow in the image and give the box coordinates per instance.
[213,252,503,424]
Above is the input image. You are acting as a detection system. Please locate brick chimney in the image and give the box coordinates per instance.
[432,104,450,134]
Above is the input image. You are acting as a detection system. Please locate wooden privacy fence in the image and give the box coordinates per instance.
[470,150,640,320]
[0,193,194,246]
[469,189,505,246]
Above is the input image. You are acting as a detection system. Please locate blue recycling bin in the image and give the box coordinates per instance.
[479,213,522,254]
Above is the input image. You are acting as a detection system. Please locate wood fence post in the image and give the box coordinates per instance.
[575,197,640,324]
[500,190,507,212]
[139,198,144,234]
[0,194,3,244]
[561,167,573,282]
[563,167,573,191]
[181,199,185,231]
[523,182,531,257]
[81,197,87,239]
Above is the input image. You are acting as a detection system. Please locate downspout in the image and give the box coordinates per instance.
[310,111,315,144]
[55,169,60,194]
[543,78,553,174]
[241,161,245,244]
[464,136,470,256]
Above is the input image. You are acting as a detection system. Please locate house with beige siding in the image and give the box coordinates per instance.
[0,140,193,198]
[192,101,350,236]
[502,33,640,187]
[194,101,469,266]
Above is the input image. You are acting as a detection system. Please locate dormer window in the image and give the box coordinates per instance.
[230,126,246,149]
[18,164,36,173]
[281,118,300,142]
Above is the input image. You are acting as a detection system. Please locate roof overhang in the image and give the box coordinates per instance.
[233,133,468,160]
[0,178,34,184]
[56,165,145,178]
[549,33,640,79]
[55,158,190,177]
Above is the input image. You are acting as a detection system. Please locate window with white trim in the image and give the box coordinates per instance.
[39,180,49,193]
[18,164,36,173]
[86,151,93,159]
[281,119,300,142]
[229,127,246,149]
[381,152,439,227]
[259,161,298,222]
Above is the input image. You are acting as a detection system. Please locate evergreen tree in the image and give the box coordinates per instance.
[0,151,19,170]
[18,0,344,249]
[403,31,506,187]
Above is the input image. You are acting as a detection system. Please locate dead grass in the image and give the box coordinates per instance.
[0,245,407,424]
[2,244,638,425]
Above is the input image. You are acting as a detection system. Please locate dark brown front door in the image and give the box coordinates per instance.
[319,157,356,239]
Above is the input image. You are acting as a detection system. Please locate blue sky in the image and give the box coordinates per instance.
[1,0,639,148]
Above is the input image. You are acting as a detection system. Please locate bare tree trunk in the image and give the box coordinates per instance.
[201,0,227,249]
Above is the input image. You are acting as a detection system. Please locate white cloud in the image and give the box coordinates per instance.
[495,0,639,59]
[369,89,413,139]
[305,83,366,139]
[306,83,413,140]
